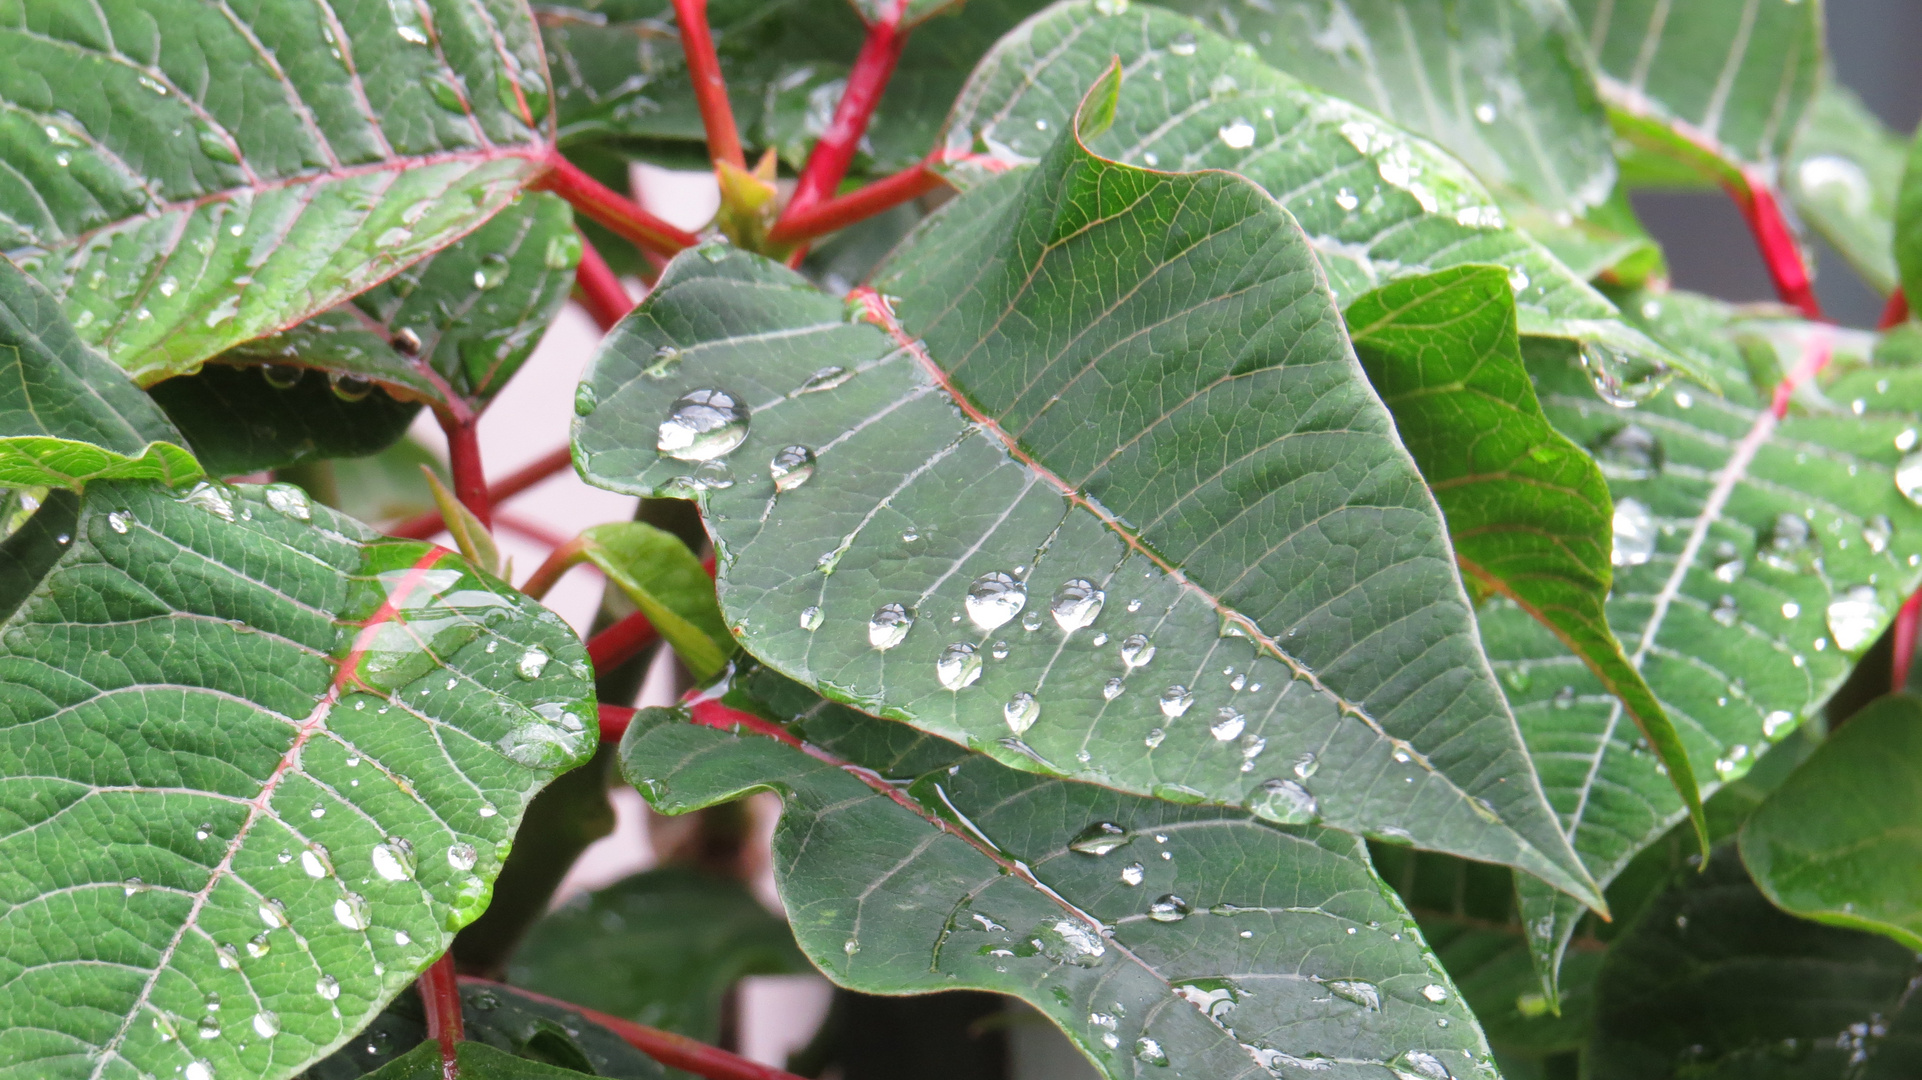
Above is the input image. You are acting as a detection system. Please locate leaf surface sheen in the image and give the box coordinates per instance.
[1,0,554,380]
[573,116,1599,902]
[0,480,597,1080]
[622,673,1502,1080]
[1785,81,1905,297]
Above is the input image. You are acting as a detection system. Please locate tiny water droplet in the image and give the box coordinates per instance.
[1003,692,1039,734]
[1864,515,1893,554]
[799,605,823,631]
[1590,425,1663,479]
[246,933,271,958]
[310,802,326,819]
[392,327,422,355]
[447,842,479,871]
[573,383,598,416]
[263,483,311,521]
[1712,595,1739,628]
[371,837,416,882]
[1133,1037,1169,1066]
[770,445,816,491]
[937,643,983,690]
[1102,677,1124,700]
[1217,119,1256,148]
[1247,778,1318,824]
[1069,821,1132,855]
[965,572,1027,631]
[1611,497,1656,566]
[1325,979,1381,1011]
[107,510,131,534]
[472,253,509,291]
[326,371,374,402]
[215,944,239,969]
[259,899,288,928]
[1169,32,1197,55]
[1119,633,1155,669]
[1293,752,1318,779]
[657,389,749,462]
[1896,453,1922,506]
[1421,984,1448,1003]
[517,648,550,680]
[1158,686,1193,717]
[316,974,340,1001]
[1389,1050,1452,1080]
[252,1012,279,1038]
[1144,727,1166,748]
[1827,585,1886,651]
[1148,894,1190,922]
[798,365,854,393]
[869,603,912,650]
[1210,708,1245,741]
[1049,578,1105,632]
[186,1061,213,1080]
[334,893,370,930]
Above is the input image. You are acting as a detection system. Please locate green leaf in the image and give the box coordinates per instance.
[1587,844,1922,1080]
[0,259,201,489]
[1897,119,1922,311]
[572,115,1600,903]
[1166,0,1616,216]
[145,363,423,478]
[942,2,1685,377]
[1740,693,1922,953]
[0,480,597,1080]
[213,195,581,413]
[1569,0,1824,178]
[506,866,809,1042]
[1,0,554,380]
[425,467,503,578]
[1786,81,1906,296]
[573,522,732,680]
[1487,293,1922,995]
[623,670,1504,1080]
[1344,266,1705,851]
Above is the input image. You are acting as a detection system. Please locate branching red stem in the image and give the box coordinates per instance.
[435,411,492,529]
[574,232,637,331]
[778,4,910,228]
[391,446,574,540]
[587,610,661,673]
[1894,589,1922,692]
[670,0,746,169]
[536,153,698,257]
[419,953,463,1080]
[1880,288,1909,331]
[767,160,944,245]
[495,513,578,552]
[1725,167,1823,320]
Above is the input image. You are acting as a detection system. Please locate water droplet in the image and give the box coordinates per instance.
[1169,32,1197,55]
[1325,979,1381,1011]
[1069,822,1132,855]
[309,801,327,819]
[246,933,271,959]
[1864,515,1893,554]
[1712,595,1739,628]
[1611,497,1656,566]
[1712,541,1745,583]
[1102,677,1124,700]
[195,822,212,841]
[698,238,731,263]
[1590,425,1663,478]
[1581,342,1669,407]
[1119,634,1156,669]
[1172,977,1242,1020]
[1763,710,1795,738]
[1389,1050,1453,1080]
[1000,692,1040,734]
[371,838,416,882]
[316,974,340,1001]
[263,483,310,521]
[1896,453,1922,506]
[657,389,749,462]
[869,603,912,650]
[1474,102,1497,123]
[1049,578,1105,632]
[937,643,983,690]
[1028,918,1107,966]
[1217,119,1256,149]
[1760,513,1818,571]
[990,640,1010,659]
[334,892,371,930]
[180,481,237,522]
[1148,894,1190,922]
[798,605,823,632]
[448,842,479,871]
[1827,585,1886,651]
[965,572,1027,631]
[1897,428,1918,452]
[798,365,854,393]
[471,990,501,1011]
[1121,862,1145,885]
[770,445,816,491]
[1144,728,1166,748]
[1244,777,1319,824]
[1133,1037,1169,1067]
[1422,984,1448,1003]
[259,899,288,928]
[1158,686,1193,717]
[214,943,240,970]
[1292,752,1319,779]
[330,372,375,402]
[186,1061,213,1080]
[252,1012,279,1038]
[107,510,131,534]
[544,231,583,270]
[472,253,509,291]
[1210,708,1245,741]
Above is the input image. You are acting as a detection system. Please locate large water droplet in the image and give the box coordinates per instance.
[1590,425,1663,479]
[1896,452,1922,506]
[770,445,816,491]
[1826,585,1886,652]
[181,481,237,522]
[965,572,1027,631]
[1325,979,1381,1011]
[869,603,912,650]
[1102,677,1124,701]
[328,371,374,402]
[1580,343,1669,407]
[515,647,550,680]
[1210,708,1245,741]
[258,899,288,928]
[316,974,341,1001]
[1003,692,1039,734]
[1133,1037,1169,1067]
[799,605,823,631]
[1049,578,1105,632]
[1148,894,1191,922]
[1159,685,1193,717]
[447,843,479,871]
[334,892,371,930]
[1611,497,1656,566]
[657,389,749,462]
[1247,778,1319,824]
[1217,119,1256,149]
[246,932,271,959]
[1388,1050,1453,1080]
[937,643,983,690]
[1029,918,1107,966]
[252,1011,280,1038]
[258,362,303,391]
[1069,821,1132,855]
[1121,862,1145,885]
[1119,633,1155,669]
[1172,977,1242,1020]
[372,837,416,882]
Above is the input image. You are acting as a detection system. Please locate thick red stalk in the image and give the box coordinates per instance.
[536,153,699,257]
[587,609,661,673]
[419,953,463,1079]
[599,704,636,742]
[391,446,573,540]
[1879,288,1909,330]
[778,6,910,227]
[435,410,492,529]
[1725,168,1823,320]
[767,160,944,245]
[460,978,807,1080]
[670,0,746,169]
[1894,590,1922,692]
[574,232,636,331]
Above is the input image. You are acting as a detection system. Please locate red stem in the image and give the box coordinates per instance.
[436,411,492,529]
[670,0,746,169]
[587,609,661,672]
[459,978,808,1080]
[520,536,589,600]
[778,8,910,228]
[391,446,574,539]
[1894,589,1922,692]
[767,160,945,245]
[419,953,463,1080]
[599,703,636,742]
[536,153,699,257]
[1879,288,1909,331]
[495,512,578,552]
[1725,167,1823,320]
[574,232,636,331]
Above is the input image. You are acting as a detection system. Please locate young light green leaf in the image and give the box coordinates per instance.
[573,522,733,680]
[1346,266,1706,852]
[1786,81,1907,296]
[1,0,554,381]
[0,481,597,1080]
[1740,694,1922,953]
[0,260,201,489]
[573,109,1600,903]
[942,2,1686,378]
[622,671,1504,1080]
[423,467,503,578]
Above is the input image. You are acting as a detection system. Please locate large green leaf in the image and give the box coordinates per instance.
[624,670,1503,1080]
[1740,693,1922,953]
[1569,0,1823,177]
[1345,266,1703,845]
[0,259,200,489]
[1587,845,1922,1080]
[0,480,597,1080]
[572,104,1600,902]
[506,866,809,1042]
[941,2,1682,377]
[1,0,554,380]
[146,364,422,478]
[1785,81,1906,297]
[1166,0,1615,216]
[1487,293,1922,993]
[1897,122,1922,311]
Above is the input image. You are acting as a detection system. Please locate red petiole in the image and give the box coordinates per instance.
[573,232,638,331]
[778,3,912,228]
[536,152,698,258]
[434,409,492,529]
[1724,167,1823,321]
[767,159,945,246]
[418,953,464,1080]
[390,446,573,540]
[669,0,746,170]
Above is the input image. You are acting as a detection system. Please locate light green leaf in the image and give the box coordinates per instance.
[1741,693,1922,953]
[623,670,1504,1080]
[941,2,1685,377]
[424,467,503,578]
[0,258,202,489]
[2,0,554,380]
[1897,119,1922,310]
[572,112,1600,902]
[0,480,597,1080]
[574,522,732,680]
[1785,81,1906,296]
[1345,266,1705,850]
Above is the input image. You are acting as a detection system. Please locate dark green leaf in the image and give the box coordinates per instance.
[1786,81,1906,296]
[1345,266,1704,849]
[1740,693,1922,953]
[1896,120,1922,310]
[506,866,809,1042]
[146,363,421,478]
[573,116,1599,901]
[574,522,732,680]
[0,259,200,488]
[0,480,597,1080]
[2,0,553,378]
[622,671,1504,1080]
